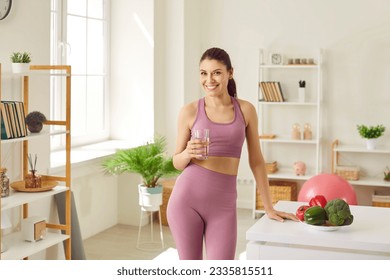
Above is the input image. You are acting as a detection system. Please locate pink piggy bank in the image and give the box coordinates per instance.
[293,161,306,176]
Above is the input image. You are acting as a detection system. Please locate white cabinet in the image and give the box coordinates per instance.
[0,64,72,260]
[332,139,390,188]
[253,49,323,216]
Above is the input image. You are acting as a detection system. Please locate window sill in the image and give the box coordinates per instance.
[49,140,135,174]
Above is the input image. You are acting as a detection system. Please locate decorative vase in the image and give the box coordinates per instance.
[365,138,377,150]
[25,171,42,188]
[138,184,163,212]
[11,63,30,74]
[291,123,301,140]
[298,87,305,102]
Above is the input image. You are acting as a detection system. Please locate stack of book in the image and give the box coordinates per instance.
[259,81,285,102]
[265,161,278,174]
[1,101,28,139]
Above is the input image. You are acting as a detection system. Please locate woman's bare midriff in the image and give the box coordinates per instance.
[191,156,240,175]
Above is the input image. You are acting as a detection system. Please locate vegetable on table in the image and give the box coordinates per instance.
[309,195,327,208]
[296,205,310,221]
[324,199,354,226]
[304,206,327,225]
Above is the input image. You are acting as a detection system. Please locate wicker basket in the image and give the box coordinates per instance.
[372,194,390,208]
[335,165,360,181]
[265,161,278,174]
[256,180,297,210]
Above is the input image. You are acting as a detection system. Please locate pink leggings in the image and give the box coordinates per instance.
[167,163,237,260]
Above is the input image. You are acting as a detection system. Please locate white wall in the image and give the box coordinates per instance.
[110,0,154,146]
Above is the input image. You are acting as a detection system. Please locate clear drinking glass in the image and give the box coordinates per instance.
[193,128,210,160]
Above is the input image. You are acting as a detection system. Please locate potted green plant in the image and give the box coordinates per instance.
[384,167,390,182]
[102,136,180,211]
[357,124,386,150]
[10,52,32,73]
[25,111,47,133]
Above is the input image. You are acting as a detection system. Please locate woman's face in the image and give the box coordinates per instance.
[199,59,232,97]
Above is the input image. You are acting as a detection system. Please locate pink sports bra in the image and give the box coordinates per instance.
[191,97,246,158]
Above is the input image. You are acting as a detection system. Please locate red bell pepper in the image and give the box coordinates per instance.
[296,205,310,221]
[309,195,327,208]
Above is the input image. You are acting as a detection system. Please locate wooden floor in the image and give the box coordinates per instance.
[83,208,259,260]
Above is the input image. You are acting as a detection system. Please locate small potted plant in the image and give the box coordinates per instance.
[25,111,47,133]
[10,52,32,74]
[357,124,386,150]
[102,135,180,211]
[385,167,390,182]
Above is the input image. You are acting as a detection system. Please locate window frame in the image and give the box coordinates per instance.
[50,0,110,150]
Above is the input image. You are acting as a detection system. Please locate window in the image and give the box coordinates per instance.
[51,0,109,149]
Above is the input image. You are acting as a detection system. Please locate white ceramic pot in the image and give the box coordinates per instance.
[366,138,377,150]
[298,87,305,103]
[11,63,30,74]
[138,184,163,212]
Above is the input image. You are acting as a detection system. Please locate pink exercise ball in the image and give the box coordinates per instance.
[298,173,357,205]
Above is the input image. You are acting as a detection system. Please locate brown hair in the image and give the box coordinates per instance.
[200,47,237,98]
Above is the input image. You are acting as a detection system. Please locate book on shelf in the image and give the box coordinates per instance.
[259,81,284,102]
[0,101,28,139]
[275,82,285,102]
[15,102,28,136]
[0,103,13,139]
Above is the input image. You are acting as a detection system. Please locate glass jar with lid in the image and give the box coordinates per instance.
[0,167,10,197]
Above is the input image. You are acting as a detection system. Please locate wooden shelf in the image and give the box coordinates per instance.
[1,64,72,260]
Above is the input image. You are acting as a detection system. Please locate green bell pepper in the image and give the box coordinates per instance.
[304,206,327,225]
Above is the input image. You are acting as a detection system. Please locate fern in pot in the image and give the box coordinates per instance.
[102,136,180,211]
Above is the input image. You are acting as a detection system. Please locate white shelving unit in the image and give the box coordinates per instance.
[253,49,323,216]
[0,64,72,260]
[332,140,390,188]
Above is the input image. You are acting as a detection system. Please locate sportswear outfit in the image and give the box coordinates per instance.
[167,97,246,260]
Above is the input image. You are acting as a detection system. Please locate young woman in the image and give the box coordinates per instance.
[167,47,298,260]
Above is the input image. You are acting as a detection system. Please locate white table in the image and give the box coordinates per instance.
[246,201,390,259]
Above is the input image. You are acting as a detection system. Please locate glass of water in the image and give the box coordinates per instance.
[193,128,210,160]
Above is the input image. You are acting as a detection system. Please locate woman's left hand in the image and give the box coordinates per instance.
[266,209,299,222]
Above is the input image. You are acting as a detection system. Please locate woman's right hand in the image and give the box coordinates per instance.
[186,139,207,159]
